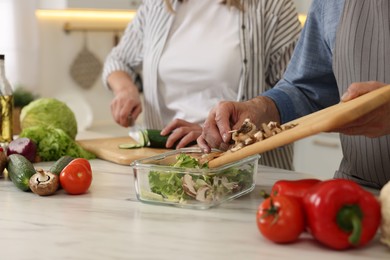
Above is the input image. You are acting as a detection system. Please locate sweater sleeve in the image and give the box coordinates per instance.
[101,3,146,90]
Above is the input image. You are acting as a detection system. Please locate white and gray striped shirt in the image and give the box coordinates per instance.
[102,0,302,170]
[334,0,390,188]
[263,0,390,187]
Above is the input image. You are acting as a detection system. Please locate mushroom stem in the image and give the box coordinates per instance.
[29,169,59,196]
[36,168,50,183]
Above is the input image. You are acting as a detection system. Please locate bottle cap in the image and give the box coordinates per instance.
[0,54,4,60]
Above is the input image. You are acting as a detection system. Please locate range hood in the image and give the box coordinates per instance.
[39,0,141,10]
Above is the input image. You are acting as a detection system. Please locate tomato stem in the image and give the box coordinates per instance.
[260,190,270,199]
[262,197,280,225]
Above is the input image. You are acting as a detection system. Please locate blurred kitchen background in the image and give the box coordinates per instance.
[1,0,342,179]
[0,0,311,132]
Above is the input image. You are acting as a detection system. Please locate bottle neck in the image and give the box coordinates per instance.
[0,59,13,95]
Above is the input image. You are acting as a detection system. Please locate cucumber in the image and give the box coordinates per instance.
[118,143,143,149]
[7,154,36,191]
[128,128,147,147]
[49,155,74,175]
[143,129,168,148]
[128,128,168,148]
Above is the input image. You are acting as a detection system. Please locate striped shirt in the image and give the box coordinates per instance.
[102,0,302,170]
[263,0,390,188]
[334,0,390,189]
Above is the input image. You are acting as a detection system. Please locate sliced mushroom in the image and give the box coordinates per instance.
[281,123,298,130]
[254,131,264,141]
[230,142,244,152]
[196,186,212,202]
[29,168,59,196]
[262,123,273,138]
[182,174,197,198]
[220,176,239,191]
[229,119,298,152]
[244,137,255,146]
[231,118,257,142]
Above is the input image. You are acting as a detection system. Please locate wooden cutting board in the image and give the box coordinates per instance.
[77,137,169,165]
[208,85,390,168]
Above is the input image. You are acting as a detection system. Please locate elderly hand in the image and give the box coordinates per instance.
[161,119,202,149]
[337,81,390,137]
[197,96,280,153]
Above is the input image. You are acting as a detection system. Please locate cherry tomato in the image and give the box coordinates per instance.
[60,161,92,195]
[256,195,305,244]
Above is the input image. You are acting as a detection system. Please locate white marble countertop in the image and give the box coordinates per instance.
[0,157,389,260]
[0,131,388,259]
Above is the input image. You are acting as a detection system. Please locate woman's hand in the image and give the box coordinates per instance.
[197,96,280,153]
[337,81,390,137]
[161,119,202,149]
[108,71,142,127]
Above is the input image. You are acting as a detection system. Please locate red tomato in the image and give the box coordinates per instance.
[68,158,92,173]
[60,161,92,195]
[256,195,305,244]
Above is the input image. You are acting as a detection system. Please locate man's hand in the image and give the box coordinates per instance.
[336,81,390,137]
[197,96,280,153]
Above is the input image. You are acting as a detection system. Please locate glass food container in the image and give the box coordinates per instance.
[131,148,260,209]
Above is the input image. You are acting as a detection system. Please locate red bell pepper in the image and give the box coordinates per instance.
[303,179,381,250]
[271,179,321,205]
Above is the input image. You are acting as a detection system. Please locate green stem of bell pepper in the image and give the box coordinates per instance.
[336,205,363,245]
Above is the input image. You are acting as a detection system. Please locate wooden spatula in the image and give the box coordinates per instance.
[208,85,390,168]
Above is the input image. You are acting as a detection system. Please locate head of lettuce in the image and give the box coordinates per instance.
[19,98,96,161]
[20,98,78,139]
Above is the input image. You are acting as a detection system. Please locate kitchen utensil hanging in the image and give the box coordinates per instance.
[70,31,102,90]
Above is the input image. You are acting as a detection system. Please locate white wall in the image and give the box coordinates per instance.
[0,0,40,90]
[7,0,312,136]
[36,14,129,134]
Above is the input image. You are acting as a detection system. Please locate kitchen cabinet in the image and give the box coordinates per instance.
[39,0,141,10]
[293,133,343,179]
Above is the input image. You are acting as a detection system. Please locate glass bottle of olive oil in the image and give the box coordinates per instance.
[0,54,14,144]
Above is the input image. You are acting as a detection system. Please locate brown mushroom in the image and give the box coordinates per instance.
[29,168,59,196]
